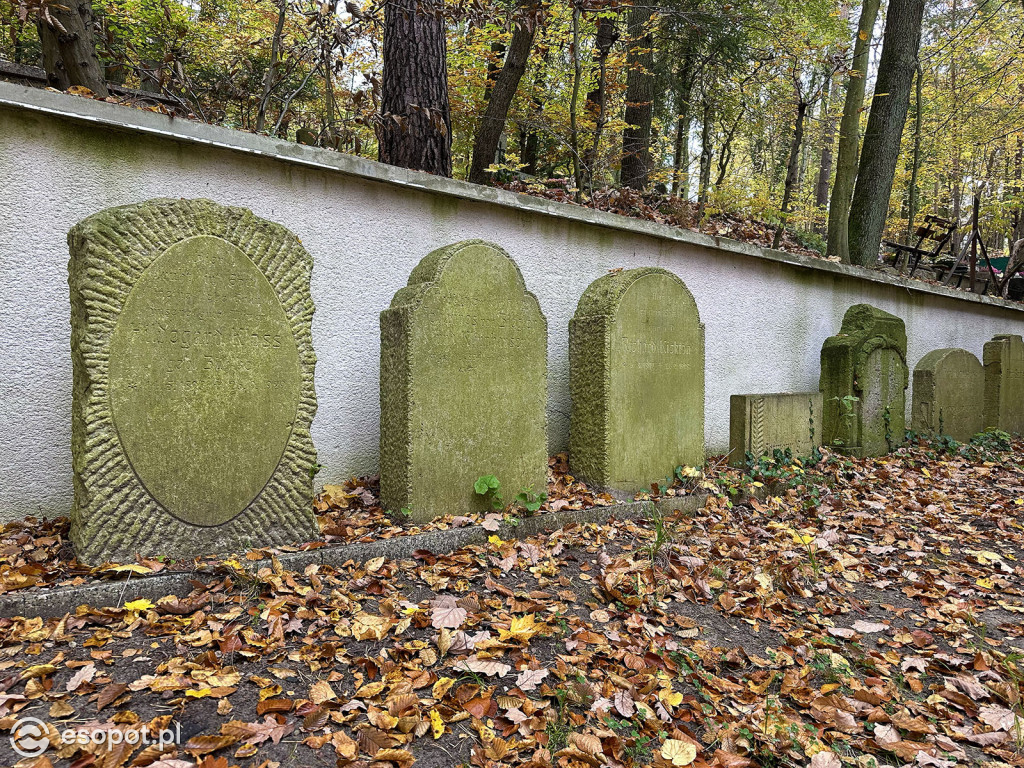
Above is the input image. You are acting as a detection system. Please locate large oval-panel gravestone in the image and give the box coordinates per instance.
[109,236,302,526]
[912,348,984,441]
[570,268,704,493]
[69,199,319,564]
[380,240,547,522]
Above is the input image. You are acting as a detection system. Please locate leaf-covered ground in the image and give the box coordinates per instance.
[2,437,1024,768]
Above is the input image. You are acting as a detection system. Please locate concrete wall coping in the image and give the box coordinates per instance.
[2,79,1019,315]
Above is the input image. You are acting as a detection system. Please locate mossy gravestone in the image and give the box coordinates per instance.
[380,240,547,522]
[69,199,319,564]
[984,334,1024,433]
[911,348,984,441]
[729,393,823,468]
[820,304,908,457]
[569,268,704,493]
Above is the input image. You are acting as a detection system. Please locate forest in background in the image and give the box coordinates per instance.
[2,0,1022,268]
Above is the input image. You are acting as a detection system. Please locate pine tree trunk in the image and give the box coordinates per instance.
[848,0,926,267]
[825,0,881,262]
[671,52,696,197]
[773,100,808,249]
[468,1,541,185]
[378,0,452,176]
[37,1,109,96]
[582,10,618,183]
[697,97,714,216]
[906,64,923,242]
[619,3,655,190]
[814,76,837,231]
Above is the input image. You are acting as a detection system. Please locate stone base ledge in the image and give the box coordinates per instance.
[0,495,705,619]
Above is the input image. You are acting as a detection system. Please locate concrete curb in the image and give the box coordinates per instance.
[0,496,704,619]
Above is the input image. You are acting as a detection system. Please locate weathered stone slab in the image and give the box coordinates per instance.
[912,348,984,441]
[569,268,704,493]
[983,334,1024,433]
[820,304,908,457]
[69,198,319,564]
[380,240,547,522]
[729,393,823,467]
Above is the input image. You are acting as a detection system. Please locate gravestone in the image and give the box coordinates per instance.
[729,393,823,468]
[984,334,1024,433]
[820,304,908,457]
[380,240,547,522]
[69,199,319,564]
[912,348,984,441]
[569,268,704,493]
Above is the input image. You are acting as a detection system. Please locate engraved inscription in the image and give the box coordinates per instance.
[109,235,302,527]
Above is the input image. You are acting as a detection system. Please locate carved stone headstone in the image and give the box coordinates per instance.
[570,268,704,493]
[984,334,1024,433]
[380,240,547,522]
[912,349,985,441]
[69,198,319,564]
[820,304,908,457]
[729,393,823,467]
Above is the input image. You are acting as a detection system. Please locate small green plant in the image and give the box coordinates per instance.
[308,461,323,480]
[473,474,502,510]
[400,507,412,519]
[513,486,546,514]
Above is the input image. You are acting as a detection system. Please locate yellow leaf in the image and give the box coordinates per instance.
[124,599,154,612]
[429,708,444,739]
[366,556,385,573]
[977,577,994,589]
[186,688,211,698]
[432,677,455,699]
[921,468,931,478]
[107,563,152,574]
[658,687,683,707]
[497,614,542,643]
[661,738,697,766]
[488,535,505,547]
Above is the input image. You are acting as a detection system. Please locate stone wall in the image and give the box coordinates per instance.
[3,81,1024,521]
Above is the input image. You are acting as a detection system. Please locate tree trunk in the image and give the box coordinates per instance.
[468,1,541,185]
[773,100,808,249]
[619,2,655,190]
[848,0,926,267]
[825,0,881,262]
[256,0,289,134]
[568,2,584,197]
[583,10,618,183]
[671,52,696,197]
[906,63,923,242]
[37,0,109,96]
[697,97,713,217]
[378,0,452,176]
[814,75,837,232]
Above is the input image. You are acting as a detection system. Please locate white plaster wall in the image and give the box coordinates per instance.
[2,88,1024,521]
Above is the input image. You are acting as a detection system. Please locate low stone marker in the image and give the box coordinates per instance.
[912,349,984,441]
[729,393,823,467]
[820,304,908,457]
[69,198,320,564]
[984,334,1024,433]
[380,240,547,521]
[569,267,704,493]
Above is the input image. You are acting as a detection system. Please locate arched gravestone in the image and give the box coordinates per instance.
[984,334,1024,433]
[380,240,547,522]
[69,199,319,564]
[820,304,908,457]
[912,349,985,441]
[569,268,704,493]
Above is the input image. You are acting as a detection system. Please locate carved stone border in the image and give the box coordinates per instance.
[69,198,319,564]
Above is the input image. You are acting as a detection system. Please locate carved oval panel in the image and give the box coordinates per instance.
[109,235,302,526]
